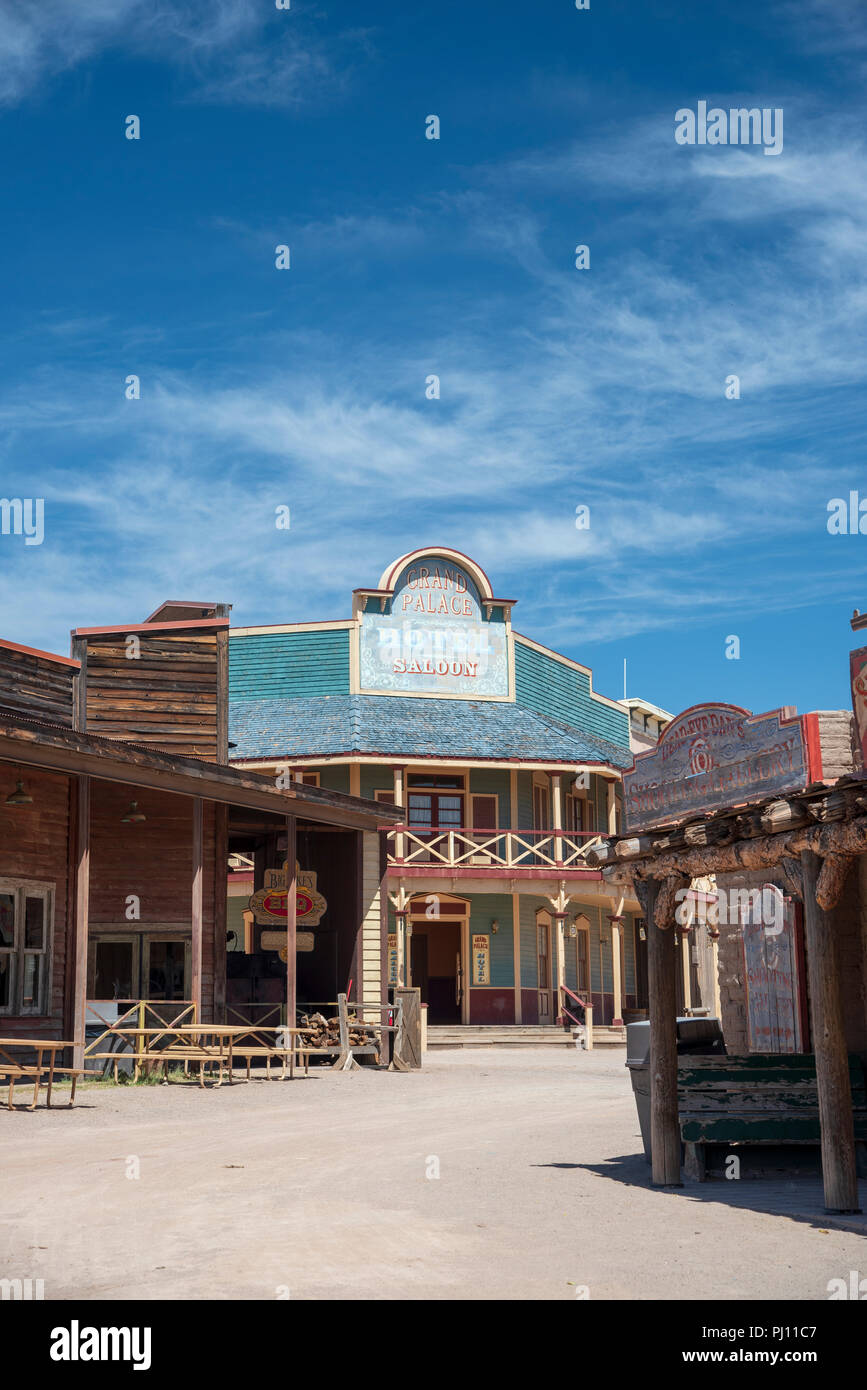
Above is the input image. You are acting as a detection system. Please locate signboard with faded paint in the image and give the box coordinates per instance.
[359,555,509,697]
[471,933,490,985]
[247,862,327,927]
[623,703,810,832]
[741,886,803,1053]
[850,646,867,768]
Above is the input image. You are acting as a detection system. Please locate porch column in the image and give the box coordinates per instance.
[551,772,564,865]
[349,764,361,797]
[608,916,624,1026]
[606,779,618,836]
[191,798,203,1017]
[637,876,682,1187]
[678,923,692,1014]
[512,892,522,1024]
[393,765,406,862]
[72,775,91,1071]
[394,907,408,987]
[286,815,297,1027]
[800,850,860,1213]
[553,911,567,1020]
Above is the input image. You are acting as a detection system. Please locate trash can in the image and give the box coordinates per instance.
[625,1021,652,1159]
[626,1017,724,1162]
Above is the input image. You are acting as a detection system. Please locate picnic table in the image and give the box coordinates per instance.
[0,1039,81,1111]
[86,1024,315,1085]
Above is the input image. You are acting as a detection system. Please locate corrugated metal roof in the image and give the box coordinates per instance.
[228,695,633,768]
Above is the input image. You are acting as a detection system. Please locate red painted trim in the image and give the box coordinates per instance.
[143,600,219,623]
[388,864,603,881]
[72,617,230,637]
[0,637,80,669]
[801,712,823,783]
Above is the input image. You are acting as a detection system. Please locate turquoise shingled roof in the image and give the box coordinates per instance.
[229,695,632,767]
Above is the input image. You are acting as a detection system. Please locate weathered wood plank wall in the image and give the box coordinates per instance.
[0,643,77,727]
[78,632,221,760]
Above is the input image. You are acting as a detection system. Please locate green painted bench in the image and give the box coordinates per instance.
[677,1053,867,1181]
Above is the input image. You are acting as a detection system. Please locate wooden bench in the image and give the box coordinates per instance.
[678,1053,867,1180]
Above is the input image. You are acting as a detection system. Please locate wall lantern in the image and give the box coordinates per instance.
[568,922,578,938]
[490,919,499,934]
[121,800,146,824]
[5,777,33,807]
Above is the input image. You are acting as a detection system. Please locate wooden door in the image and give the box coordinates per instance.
[537,913,552,1020]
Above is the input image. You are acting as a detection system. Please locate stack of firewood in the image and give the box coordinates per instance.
[298,1012,374,1048]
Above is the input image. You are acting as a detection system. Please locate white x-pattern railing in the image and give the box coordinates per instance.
[386,826,602,870]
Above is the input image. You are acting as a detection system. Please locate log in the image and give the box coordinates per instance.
[800,850,861,1213]
[636,877,682,1187]
[815,853,853,911]
[590,813,867,880]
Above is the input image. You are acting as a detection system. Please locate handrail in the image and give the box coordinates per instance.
[560,985,594,1051]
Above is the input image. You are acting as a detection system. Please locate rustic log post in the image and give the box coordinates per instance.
[191,797,203,1016]
[285,815,297,1029]
[800,849,861,1213]
[635,876,682,1185]
[72,775,91,1071]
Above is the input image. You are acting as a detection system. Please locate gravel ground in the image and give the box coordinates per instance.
[0,1047,863,1301]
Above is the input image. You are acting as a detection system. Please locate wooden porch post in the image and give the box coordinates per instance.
[551,772,563,865]
[639,876,682,1186]
[512,891,522,1024]
[800,849,861,1213]
[393,765,406,862]
[286,815,297,1028]
[191,798,203,1016]
[606,779,618,836]
[72,775,90,1071]
[609,916,624,1026]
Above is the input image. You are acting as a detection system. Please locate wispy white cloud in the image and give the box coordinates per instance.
[0,0,362,108]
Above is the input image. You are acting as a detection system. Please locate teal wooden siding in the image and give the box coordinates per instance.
[229,629,351,700]
[624,913,636,994]
[468,894,513,987]
[514,639,629,749]
[517,771,534,831]
[316,764,350,794]
[519,897,541,987]
[360,764,393,800]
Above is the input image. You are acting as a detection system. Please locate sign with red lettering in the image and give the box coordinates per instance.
[359,554,509,696]
[623,703,811,831]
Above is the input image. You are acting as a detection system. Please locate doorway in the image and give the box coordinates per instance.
[536,910,553,1021]
[408,918,463,1024]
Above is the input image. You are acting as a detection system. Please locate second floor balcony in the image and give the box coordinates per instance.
[384,824,603,875]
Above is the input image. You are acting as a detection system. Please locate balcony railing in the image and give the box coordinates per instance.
[385,825,603,871]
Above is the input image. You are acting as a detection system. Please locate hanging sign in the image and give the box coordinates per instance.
[387,934,399,986]
[623,703,812,832]
[248,861,327,927]
[262,930,314,953]
[471,934,490,985]
[359,554,509,697]
[741,885,803,1053]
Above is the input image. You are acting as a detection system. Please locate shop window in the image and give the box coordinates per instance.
[0,880,52,1016]
[300,772,320,787]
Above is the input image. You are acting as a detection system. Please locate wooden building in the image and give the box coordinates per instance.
[587,694,866,1213]
[227,547,660,1042]
[0,616,401,1065]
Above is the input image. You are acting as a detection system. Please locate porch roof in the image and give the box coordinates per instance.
[227,694,633,771]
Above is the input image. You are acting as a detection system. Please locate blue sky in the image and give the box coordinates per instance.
[0,0,865,721]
